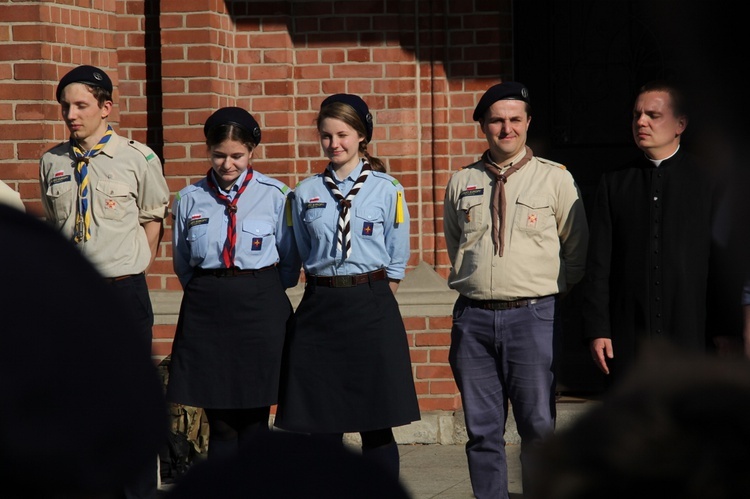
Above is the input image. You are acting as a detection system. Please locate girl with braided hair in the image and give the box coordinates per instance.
[275,94,420,478]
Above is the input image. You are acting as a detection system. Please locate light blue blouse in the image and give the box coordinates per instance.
[292,160,410,279]
[172,169,301,289]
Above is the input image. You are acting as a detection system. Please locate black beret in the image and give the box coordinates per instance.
[473,81,530,121]
[320,93,373,142]
[56,65,113,102]
[204,106,262,146]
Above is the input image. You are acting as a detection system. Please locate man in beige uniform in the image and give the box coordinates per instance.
[443,82,588,499]
[39,65,169,499]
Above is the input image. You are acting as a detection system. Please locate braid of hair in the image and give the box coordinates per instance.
[361,143,386,172]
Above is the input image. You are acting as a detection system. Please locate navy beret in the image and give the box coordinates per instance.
[473,82,530,121]
[56,65,113,102]
[320,93,373,142]
[204,107,262,146]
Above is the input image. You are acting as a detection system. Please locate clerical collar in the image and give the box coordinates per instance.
[647,145,680,167]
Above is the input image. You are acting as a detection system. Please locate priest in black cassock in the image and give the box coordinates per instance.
[582,80,736,384]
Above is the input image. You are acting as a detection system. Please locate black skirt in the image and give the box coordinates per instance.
[274,278,420,433]
[166,267,292,409]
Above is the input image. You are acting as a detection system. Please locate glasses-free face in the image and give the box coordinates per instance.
[632,90,687,160]
[60,83,112,149]
[480,99,531,164]
[318,117,364,173]
[210,139,253,190]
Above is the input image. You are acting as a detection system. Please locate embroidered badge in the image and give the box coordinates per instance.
[362,222,374,236]
[54,170,66,177]
[49,174,72,186]
[459,188,484,199]
[305,202,326,209]
[105,199,116,209]
[251,237,263,251]
[308,196,320,202]
[188,217,209,228]
[190,213,203,220]
[527,212,538,228]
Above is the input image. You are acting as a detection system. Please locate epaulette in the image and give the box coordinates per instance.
[176,183,200,199]
[295,174,320,189]
[127,139,160,165]
[370,170,398,184]
[255,174,291,196]
[537,157,567,170]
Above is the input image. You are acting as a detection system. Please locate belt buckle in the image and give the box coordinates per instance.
[332,275,353,288]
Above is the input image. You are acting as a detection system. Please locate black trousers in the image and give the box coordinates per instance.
[107,273,158,499]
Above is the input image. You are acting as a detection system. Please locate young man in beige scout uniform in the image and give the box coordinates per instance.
[443,81,589,499]
[39,64,169,499]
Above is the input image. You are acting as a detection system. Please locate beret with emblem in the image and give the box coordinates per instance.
[473,81,530,122]
[204,106,262,146]
[56,65,113,103]
[320,93,374,143]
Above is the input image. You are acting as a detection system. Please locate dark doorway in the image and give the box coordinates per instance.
[513,0,738,393]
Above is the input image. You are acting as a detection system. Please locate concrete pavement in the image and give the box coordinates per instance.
[158,397,597,498]
[398,443,522,498]
[396,396,595,498]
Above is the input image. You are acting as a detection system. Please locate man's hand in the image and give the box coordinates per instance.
[589,338,613,375]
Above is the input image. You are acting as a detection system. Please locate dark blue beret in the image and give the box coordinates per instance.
[320,93,373,142]
[473,82,530,121]
[56,65,113,102]
[204,107,262,146]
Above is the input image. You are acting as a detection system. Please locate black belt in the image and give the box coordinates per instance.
[193,264,276,277]
[306,268,387,288]
[469,296,544,311]
[103,273,142,283]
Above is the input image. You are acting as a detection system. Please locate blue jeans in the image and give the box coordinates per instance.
[449,295,558,499]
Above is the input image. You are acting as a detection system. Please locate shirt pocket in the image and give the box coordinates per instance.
[457,195,484,233]
[354,206,385,240]
[302,206,328,238]
[514,195,552,233]
[95,179,134,220]
[45,176,75,221]
[242,219,275,252]
[186,222,209,260]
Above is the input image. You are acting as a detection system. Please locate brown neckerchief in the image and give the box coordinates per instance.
[482,146,533,256]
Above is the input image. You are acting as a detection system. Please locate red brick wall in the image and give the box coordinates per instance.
[0,0,512,413]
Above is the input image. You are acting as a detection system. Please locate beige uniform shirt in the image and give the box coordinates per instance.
[0,180,25,212]
[39,131,169,277]
[443,150,588,301]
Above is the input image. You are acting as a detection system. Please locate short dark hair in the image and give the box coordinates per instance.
[638,80,687,118]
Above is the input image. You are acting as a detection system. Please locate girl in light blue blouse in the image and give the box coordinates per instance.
[275,94,420,478]
[168,107,300,460]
